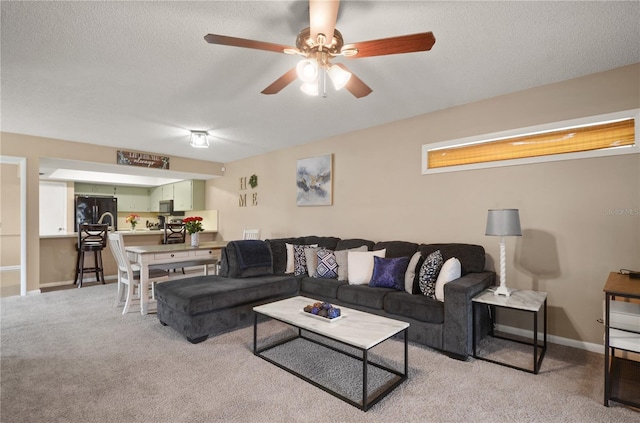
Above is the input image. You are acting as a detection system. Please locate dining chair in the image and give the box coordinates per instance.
[243,229,260,240]
[108,232,169,315]
[74,223,108,288]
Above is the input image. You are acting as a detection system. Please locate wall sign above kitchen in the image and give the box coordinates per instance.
[117,150,170,169]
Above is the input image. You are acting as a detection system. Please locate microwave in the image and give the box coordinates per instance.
[158,200,174,215]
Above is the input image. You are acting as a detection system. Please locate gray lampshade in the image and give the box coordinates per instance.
[485,209,522,236]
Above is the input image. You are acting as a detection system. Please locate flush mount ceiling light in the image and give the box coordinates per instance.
[190,131,209,148]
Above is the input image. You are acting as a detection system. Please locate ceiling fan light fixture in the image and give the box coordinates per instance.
[296,59,318,82]
[328,64,351,90]
[300,81,319,96]
[190,131,209,148]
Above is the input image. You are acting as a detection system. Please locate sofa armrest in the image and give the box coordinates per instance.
[442,271,495,359]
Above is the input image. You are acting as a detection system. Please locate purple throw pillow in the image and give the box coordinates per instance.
[369,256,410,290]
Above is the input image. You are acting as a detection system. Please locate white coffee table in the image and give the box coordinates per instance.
[253,296,409,411]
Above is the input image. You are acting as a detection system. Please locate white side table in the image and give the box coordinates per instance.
[472,289,547,374]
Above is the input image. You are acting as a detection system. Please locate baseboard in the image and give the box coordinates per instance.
[39,275,118,288]
[495,323,604,355]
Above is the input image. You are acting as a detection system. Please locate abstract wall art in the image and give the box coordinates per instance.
[296,154,333,206]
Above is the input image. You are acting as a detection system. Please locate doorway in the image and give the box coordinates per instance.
[0,156,26,297]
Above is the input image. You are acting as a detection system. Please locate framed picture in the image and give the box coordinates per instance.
[296,154,333,206]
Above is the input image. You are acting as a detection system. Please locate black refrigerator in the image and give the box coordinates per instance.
[74,195,118,231]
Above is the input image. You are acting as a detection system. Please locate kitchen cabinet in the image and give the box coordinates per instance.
[149,186,162,212]
[75,180,205,213]
[115,186,151,212]
[39,181,68,235]
[75,183,116,196]
[173,180,205,211]
[150,184,177,210]
[162,184,174,201]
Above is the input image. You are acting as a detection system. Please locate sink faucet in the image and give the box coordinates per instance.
[98,212,116,232]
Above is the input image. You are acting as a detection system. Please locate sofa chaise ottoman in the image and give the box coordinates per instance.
[155,274,298,343]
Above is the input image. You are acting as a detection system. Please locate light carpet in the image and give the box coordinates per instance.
[1,283,637,422]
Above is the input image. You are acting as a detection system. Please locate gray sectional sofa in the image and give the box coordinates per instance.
[155,236,495,360]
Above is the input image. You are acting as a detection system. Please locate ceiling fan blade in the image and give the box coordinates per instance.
[204,34,295,54]
[309,0,340,44]
[261,67,298,95]
[335,63,372,98]
[344,32,436,58]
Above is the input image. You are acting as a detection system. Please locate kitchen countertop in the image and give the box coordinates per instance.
[40,229,217,239]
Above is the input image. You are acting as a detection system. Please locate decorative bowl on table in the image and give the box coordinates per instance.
[302,301,342,322]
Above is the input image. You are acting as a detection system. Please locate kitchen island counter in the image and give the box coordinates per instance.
[39,230,218,288]
[40,229,217,239]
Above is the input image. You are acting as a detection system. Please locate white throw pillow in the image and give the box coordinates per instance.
[404,252,423,294]
[347,249,386,285]
[435,257,461,301]
[285,243,295,274]
[334,245,368,281]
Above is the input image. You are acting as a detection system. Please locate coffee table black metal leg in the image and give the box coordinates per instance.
[472,302,477,358]
[404,328,409,376]
[253,312,258,354]
[533,309,538,374]
[363,349,368,411]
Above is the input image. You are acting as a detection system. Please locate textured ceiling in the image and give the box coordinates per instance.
[2,1,639,167]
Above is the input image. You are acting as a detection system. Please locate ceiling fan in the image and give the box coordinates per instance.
[204,0,435,98]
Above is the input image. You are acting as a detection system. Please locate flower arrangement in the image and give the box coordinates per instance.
[183,216,204,235]
[125,214,140,229]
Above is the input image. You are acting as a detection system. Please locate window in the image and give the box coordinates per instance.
[422,110,639,174]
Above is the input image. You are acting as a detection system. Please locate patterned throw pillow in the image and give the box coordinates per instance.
[315,248,338,279]
[293,244,317,276]
[419,250,443,299]
[369,256,410,290]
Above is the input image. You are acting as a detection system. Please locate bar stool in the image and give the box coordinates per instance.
[161,223,186,274]
[74,223,108,288]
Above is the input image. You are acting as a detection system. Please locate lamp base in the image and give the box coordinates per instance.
[494,285,515,297]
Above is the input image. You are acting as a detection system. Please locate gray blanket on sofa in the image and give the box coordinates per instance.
[234,240,272,270]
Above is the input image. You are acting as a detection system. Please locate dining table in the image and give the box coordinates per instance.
[125,241,227,315]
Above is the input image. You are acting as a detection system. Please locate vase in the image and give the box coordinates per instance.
[190,232,200,247]
[130,224,137,232]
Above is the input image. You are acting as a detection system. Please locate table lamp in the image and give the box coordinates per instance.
[485,209,522,296]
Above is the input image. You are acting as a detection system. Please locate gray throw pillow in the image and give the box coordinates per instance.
[304,247,320,276]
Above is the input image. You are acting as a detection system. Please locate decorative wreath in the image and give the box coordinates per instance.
[249,174,258,189]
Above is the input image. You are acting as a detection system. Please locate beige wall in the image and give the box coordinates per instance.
[0,163,22,296]
[1,64,638,346]
[0,133,224,293]
[207,64,640,346]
